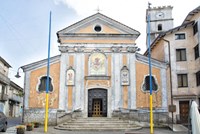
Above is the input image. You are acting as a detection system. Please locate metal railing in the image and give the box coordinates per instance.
[8,93,22,103]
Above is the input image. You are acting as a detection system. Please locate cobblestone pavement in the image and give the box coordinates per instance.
[0,126,188,134]
[24,127,187,134]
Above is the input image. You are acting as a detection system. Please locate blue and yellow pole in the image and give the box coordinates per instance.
[147,3,153,134]
[44,11,52,133]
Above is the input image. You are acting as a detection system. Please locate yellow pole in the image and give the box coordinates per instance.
[147,3,154,133]
[44,93,49,132]
[150,95,153,134]
[44,11,51,133]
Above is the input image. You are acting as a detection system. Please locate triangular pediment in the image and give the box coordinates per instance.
[57,13,140,44]
[57,13,140,36]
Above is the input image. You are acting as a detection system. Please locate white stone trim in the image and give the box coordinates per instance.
[113,53,122,109]
[84,87,111,118]
[129,53,136,109]
[74,53,84,110]
[24,71,30,109]
[140,74,160,93]
[36,75,54,93]
[59,53,68,110]
[161,68,168,110]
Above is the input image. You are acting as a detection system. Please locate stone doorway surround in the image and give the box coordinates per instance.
[88,89,107,117]
[84,87,111,118]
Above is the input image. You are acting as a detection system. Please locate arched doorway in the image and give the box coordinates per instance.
[88,89,107,117]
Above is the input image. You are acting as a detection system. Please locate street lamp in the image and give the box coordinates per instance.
[15,67,21,78]
[15,67,25,123]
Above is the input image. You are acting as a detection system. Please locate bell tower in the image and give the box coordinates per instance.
[146,6,174,47]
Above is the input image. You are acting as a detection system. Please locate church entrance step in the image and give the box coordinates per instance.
[55,117,142,131]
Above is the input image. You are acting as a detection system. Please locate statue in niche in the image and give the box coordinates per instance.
[66,67,75,85]
[121,66,130,86]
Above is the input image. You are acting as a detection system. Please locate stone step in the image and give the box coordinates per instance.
[63,122,130,125]
[55,117,142,131]
[70,117,120,121]
[55,126,142,131]
[59,124,136,128]
[67,120,129,123]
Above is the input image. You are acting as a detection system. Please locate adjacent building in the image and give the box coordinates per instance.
[0,56,23,117]
[145,5,200,123]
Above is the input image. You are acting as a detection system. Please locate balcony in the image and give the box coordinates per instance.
[0,72,10,85]
[9,93,22,103]
[0,93,8,101]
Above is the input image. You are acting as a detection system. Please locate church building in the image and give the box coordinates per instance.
[21,13,168,124]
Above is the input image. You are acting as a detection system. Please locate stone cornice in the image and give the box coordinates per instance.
[85,76,111,80]
[59,45,140,53]
[21,55,61,72]
[135,53,167,69]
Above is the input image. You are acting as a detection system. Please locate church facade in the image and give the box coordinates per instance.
[22,13,168,124]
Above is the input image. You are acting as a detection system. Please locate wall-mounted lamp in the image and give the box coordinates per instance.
[15,67,22,78]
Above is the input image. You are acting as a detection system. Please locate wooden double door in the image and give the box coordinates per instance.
[88,89,107,117]
[179,101,189,123]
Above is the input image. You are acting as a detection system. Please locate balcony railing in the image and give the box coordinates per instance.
[0,93,8,101]
[9,93,22,103]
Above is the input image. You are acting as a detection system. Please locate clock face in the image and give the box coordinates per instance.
[156,12,164,18]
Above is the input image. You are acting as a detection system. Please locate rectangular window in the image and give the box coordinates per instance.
[193,22,198,35]
[178,74,188,87]
[194,44,199,59]
[196,71,200,86]
[175,33,185,40]
[176,49,186,61]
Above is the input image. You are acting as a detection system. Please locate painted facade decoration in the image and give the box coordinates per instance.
[66,67,75,86]
[21,13,168,124]
[89,51,106,75]
[121,66,129,86]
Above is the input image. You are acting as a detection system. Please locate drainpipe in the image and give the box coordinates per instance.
[163,39,174,129]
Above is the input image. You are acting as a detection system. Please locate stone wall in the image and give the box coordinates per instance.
[24,108,83,125]
[24,108,57,125]
[112,109,169,127]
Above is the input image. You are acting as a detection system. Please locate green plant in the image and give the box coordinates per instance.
[26,123,33,131]
[17,91,24,97]
[32,122,40,128]
[16,125,25,134]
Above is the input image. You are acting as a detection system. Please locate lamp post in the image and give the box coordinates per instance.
[15,67,25,123]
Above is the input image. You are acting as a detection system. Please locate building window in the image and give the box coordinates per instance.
[94,25,102,32]
[193,22,198,35]
[142,75,158,92]
[196,71,200,86]
[38,76,53,92]
[158,24,162,31]
[176,49,186,61]
[175,33,185,40]
[1,85,6,94]
[194,44,199,59]
[177,74,188,87]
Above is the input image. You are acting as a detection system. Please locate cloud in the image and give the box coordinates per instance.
[52,0,200,53]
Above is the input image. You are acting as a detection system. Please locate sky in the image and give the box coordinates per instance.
[0,0,200,87]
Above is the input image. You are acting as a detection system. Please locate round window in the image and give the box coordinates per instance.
[94,25,102,32]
